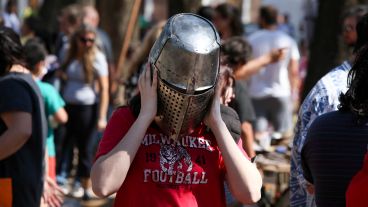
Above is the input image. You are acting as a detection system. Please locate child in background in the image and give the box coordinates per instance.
[24,39,67,206]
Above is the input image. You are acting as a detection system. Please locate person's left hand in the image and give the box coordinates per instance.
[41,176,64,207]
[138,64,158,122]
[204,76,225,129]
[269,47,287,63]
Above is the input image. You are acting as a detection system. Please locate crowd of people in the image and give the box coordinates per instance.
[0,1,367,207]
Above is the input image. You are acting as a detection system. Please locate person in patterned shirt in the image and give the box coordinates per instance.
[290,6,368,207]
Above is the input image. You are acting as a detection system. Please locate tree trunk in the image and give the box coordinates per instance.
[96,0,136,62]
[302,0,368,100]
[302,0,346,100]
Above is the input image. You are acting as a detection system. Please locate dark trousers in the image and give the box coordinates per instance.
[58,104,97,178]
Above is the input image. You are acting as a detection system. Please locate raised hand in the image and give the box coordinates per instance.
[204,75,226,129]
[269,47,288,63]
[138,64,158,121]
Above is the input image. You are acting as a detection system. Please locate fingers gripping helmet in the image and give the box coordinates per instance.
[149,13,220,140]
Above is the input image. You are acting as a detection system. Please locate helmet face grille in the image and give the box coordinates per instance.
[158,79,186,140]
[158,79,214,140]
[180,89,213,133]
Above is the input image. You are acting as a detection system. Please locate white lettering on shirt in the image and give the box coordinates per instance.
[143,169,208,185]
[141,134,215,151]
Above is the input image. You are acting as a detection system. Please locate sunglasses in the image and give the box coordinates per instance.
[79,36,95,44]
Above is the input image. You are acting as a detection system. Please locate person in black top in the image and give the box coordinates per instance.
[220,36,257,157]
[0,26,47,207]
[301,15,368,206]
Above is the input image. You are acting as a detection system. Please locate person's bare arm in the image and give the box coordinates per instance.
[288,58,300,104]
[234,48,287,80]
[91,68,157,197]
[52,108,68,124]
[241,121,256,158]
[205,78,262,204]
[208,119,262,204]
[0,111,32,160]
[97,75,109,131]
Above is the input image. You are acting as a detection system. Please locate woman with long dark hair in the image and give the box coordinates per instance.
[301,44,368,207]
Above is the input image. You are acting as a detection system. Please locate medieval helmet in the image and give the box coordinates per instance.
[149,13,220,140]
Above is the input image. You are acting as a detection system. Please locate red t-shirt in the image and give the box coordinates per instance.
[95,107,247,207]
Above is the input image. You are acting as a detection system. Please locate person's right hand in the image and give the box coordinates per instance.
[138,65,157,121]
[41,176,64,207]
[204,75,226,129]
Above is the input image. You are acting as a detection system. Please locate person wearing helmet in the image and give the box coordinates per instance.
[90,13,262,207]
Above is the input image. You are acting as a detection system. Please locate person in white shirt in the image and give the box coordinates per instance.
[2,0,20,34]
[247,5,300,143]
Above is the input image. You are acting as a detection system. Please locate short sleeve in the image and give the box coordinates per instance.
[236,138,250,160]
[94,51,108,77]
[95,107,136,160]
[290,40,300,60]
[41,82,65,116]
[0,79,33,114]
[219,138,250,172]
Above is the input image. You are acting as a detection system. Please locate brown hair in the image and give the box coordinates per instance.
[61,24,97,84]
[260,5,278,25]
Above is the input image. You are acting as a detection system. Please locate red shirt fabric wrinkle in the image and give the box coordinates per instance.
[96,107,243,207]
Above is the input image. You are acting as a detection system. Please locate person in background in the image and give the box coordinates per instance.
[301,40,368,207]
[55,4,83,64]
[44,6,82,185]
[0,26,47,207]
[277,13,295,38]
[197,6,216,22]
[220,36,256,158]
[247,5,300,145]
[20,15,40,45]
[0,16,4,26]
[82,5,116,105]
[23,39,67,207]
[91,13,262,207]
[44,4,83,94]
[290,6,368,207]
[201,4,286,83]
[2,0,20,34]
[213,3,244,40]
[58,23,109,200]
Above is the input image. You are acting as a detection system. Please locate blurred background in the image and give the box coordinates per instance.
[5,0,368,102]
